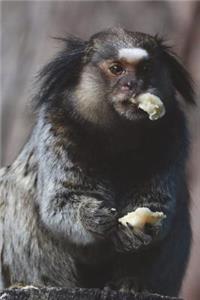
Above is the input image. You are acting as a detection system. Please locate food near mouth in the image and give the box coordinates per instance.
[118,207,166,230]
[130,93,166,120]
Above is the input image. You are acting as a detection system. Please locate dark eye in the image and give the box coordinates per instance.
[109,63,125,75]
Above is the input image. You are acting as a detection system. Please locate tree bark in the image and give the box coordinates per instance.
[0,287,181,300]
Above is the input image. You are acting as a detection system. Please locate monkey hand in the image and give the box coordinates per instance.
[79,199,118,238]
[111,220,164,253]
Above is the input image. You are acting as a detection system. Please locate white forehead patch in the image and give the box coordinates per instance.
[118,48,148,63]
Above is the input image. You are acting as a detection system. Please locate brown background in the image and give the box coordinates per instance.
[1,1,200,299]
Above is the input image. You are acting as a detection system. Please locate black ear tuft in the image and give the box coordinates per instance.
[155,36,195,105]
[52,35,87,52]
[34,35,87,109]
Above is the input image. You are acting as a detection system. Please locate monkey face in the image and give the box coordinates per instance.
[96,50,157,122]
[74,28,174,127]
[38,28,194,128]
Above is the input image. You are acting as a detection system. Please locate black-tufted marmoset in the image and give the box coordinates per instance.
[0,28,194,297]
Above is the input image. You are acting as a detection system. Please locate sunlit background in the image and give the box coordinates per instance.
[1,1,200,299]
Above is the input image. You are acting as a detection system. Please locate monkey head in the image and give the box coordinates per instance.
[37,28,194,129]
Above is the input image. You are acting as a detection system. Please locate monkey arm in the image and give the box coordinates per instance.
[39,182,117,246]
[130,170,178,240]
[36,117,116,246]
[112,165,181,253]
[38,163,116,246]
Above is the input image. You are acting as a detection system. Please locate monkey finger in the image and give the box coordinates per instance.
[116,226,142,251]
[133,229,152,246]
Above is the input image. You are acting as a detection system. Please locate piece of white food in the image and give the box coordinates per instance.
[134,93,166,120]
[118,207,166,230]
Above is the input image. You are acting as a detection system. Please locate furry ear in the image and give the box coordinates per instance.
[34,36,87,109]
[156,37,195,105]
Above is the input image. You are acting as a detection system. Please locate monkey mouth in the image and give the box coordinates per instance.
[121,99,141,111]
[110,91,150,121]
[112,97,148,121]
[121,96,148,113]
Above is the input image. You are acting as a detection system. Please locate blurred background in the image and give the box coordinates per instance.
[1,1,200,299]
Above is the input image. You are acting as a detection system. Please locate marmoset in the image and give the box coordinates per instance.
[0,27,194,297]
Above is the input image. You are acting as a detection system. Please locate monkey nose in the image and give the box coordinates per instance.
[121,80,137,91]
[127,81,134,89]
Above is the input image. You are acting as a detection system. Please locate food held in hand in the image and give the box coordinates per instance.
[118,207,166,230]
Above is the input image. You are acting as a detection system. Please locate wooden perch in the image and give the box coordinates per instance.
[0,287,181,300]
